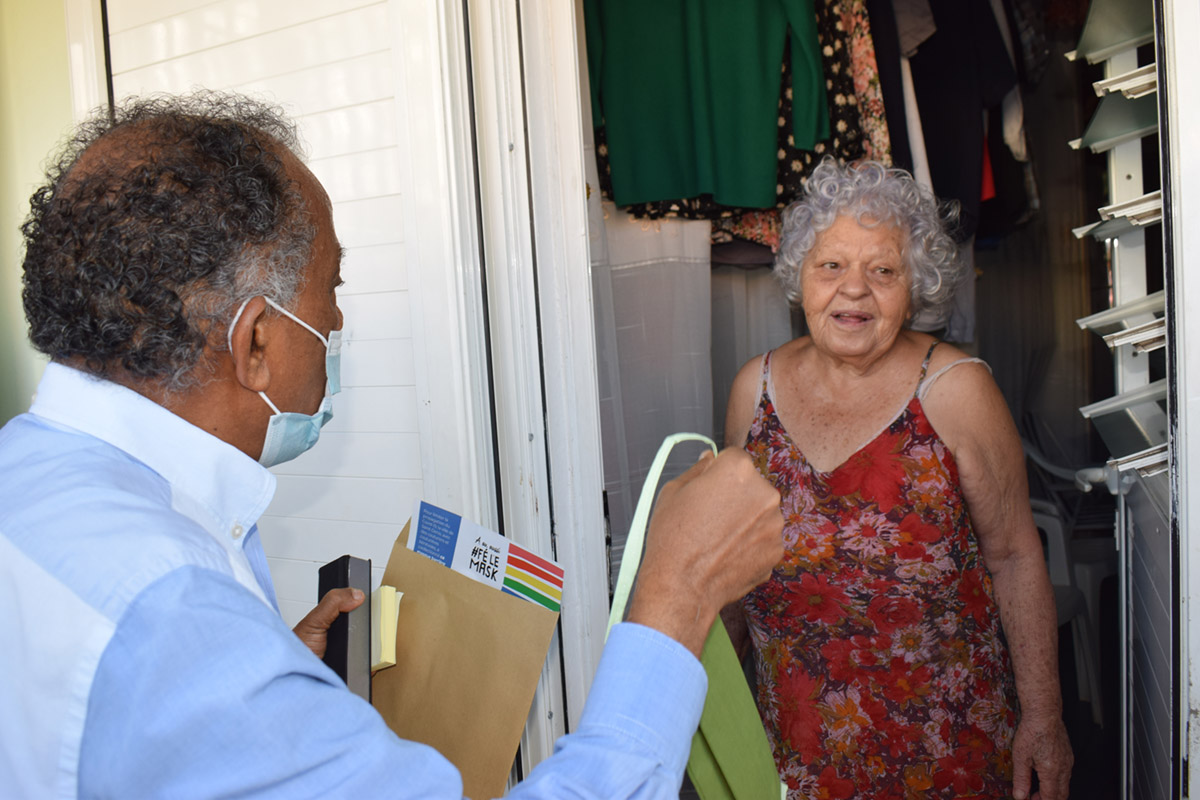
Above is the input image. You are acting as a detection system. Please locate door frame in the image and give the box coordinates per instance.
[464,0,609,754]
[1161,0,1200,790]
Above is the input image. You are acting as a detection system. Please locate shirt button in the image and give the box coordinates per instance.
[231,523,244,540]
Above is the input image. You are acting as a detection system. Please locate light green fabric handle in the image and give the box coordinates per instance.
[605,433,786,800]
[607,432,717,632]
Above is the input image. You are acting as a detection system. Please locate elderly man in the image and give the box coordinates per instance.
[0,93,783,798]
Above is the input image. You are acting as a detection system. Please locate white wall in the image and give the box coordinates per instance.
[103,0,434,625]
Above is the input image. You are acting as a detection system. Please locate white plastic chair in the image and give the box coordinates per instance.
[1032,505,1104,727]
[1023,438,1118,701]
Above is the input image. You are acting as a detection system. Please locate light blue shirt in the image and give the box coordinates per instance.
[0,363,706,799]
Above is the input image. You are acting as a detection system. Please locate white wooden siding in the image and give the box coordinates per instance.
[104,0,427,625]
[1125,476,1172,798]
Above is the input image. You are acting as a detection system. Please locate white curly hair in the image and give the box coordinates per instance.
[775,158,963,320]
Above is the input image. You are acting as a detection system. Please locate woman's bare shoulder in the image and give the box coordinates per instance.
[730,352,763,386]
[732,338,813,382]
[925,339,983,370]
[923,342,995,398]
[920,344,1013,455]
[724,338,808,447]
[725,354,764,449]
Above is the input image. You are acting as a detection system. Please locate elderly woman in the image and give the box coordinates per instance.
[723,160,1073,799]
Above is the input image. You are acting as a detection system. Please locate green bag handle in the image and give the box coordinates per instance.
[606,433,786,800]
[606,432,717,632]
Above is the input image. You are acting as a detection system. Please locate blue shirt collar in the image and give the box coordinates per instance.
[29,362,276,546]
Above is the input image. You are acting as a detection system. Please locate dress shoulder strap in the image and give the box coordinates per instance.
[917,354,991,401]
[761,350,775,403]
[913,341,941,397]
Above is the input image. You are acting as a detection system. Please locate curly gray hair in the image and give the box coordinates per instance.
[21,91,315,392]
[775,159,963,320]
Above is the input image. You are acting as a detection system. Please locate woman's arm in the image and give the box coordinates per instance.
[719,355,768,661]
[922,358,1073,800]
[724,355,764,450]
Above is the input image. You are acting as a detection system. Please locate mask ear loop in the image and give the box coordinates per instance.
[258,391,283,415]
[263,296,331,348]
[227,296,296,414]
[261,297,341,398]
[227,296,256,352]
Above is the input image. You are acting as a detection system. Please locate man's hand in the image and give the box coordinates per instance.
[628,448,783,656]
[293,587,366,659]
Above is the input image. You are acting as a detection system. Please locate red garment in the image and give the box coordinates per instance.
[741,344,1016,798]
[981,134,996,202]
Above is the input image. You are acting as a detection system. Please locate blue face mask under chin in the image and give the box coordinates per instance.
[227,296,343,467]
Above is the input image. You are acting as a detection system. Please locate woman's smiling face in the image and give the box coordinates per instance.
[800,214,911,366]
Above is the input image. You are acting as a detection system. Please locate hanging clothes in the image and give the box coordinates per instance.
[585,0,828,210]
[842,0,892,164]
[773,1,867,203]
[721,210,785,253]
[988,0,1030,163]
[590,0,867,222]
[980,0,1039,240]
[906,0,1017,241]
[1006,0,1050,88]
[899,57,934,192]
[713,1,890,259]
[863,0,913,172]
[893,0,937,56]
[978,110,1036,240]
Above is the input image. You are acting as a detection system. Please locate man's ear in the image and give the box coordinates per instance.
[228,296,272,392]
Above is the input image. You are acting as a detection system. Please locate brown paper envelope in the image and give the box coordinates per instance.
[372,522,560,800]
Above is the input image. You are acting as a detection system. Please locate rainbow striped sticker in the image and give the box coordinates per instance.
[408,500,565,614]
[502,543,565,613]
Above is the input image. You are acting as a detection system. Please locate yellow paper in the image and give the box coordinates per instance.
[370,585,402,672]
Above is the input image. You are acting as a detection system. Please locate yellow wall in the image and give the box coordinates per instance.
[0,2,74,422]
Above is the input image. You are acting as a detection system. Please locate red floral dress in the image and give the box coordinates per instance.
[741,346,1017,799]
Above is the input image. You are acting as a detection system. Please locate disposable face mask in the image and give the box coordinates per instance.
[227,296,343,467]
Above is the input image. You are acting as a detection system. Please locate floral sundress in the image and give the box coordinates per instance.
[741,345,1017,799]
